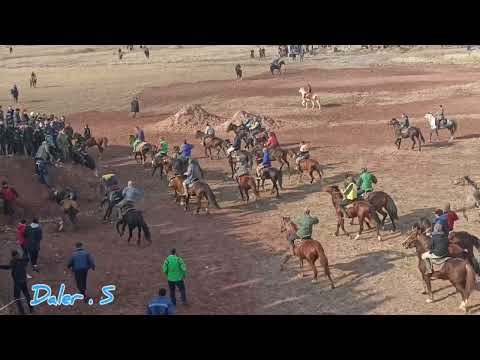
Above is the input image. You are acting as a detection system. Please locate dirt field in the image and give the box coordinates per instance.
[3,45,480,315]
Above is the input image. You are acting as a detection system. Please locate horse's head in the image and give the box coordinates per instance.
[280,216,291,233]
[453,176,468,186]
[194,130,203,139]
[402,228,421,249]
[389,118,399,127]
[226,123,235,132]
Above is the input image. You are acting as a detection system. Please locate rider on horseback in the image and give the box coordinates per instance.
[180,140,193,161]
[202,123,215,147]
[288,209,319,250]
[156,137,169,159]
[340,175,358,217]
[234,151,251,182]
[296,141,310,164]
[436,105,446,127]
[357,168,377,199]
[116,180,144,220]
[227,134,241,156]
[266,132,279,149]
[101,173,119,194]
[256,147,271,179]
[83,124,91,140]
[401,113,410,131]
[182,158,203,196]
[421,222,449,274]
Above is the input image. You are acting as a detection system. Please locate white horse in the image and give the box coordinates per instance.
[298,88,321,110]
[424,112,457,142]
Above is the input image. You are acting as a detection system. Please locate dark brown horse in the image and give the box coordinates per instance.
[361,191,399,232]
[324,185,382,241]
[168,176,220,214]
[195,130,228,159]
[237,175,260,203]
[389,118,425,151]
[287,150,323,184]
[402,228,476,312]
[228,150,254,180]
[256,166,283,198]
[129,135,153,164]
[279,216,335,288]
[73,133,109,157]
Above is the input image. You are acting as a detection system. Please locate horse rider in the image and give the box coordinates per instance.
[35,140,54,163]
[421,222,449,274]
[357,168,377,199]
[203,123,215,147]
[432,209,449,235]
[304,83,312,99]
[340,175,358,217]
[101,173,120,195]
[249,118,262,140]
[56,128,70,162]
[135,126,145,142]
[401,113,410,132]
[182,158,203,196]
[157,137,169,158]
[227,133,241,156]
[116,180,144,220]
[180,140,193,161]
[296,141,310,165]
[83,124,91,140]
[256,146,271,179]
[266,131,279,149]
[436,104,446,127]
[234,151,252,182]
[288,209,319,252]
[235,64,242,80]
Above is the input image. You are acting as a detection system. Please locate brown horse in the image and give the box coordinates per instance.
[279,216,335,288]
[402,228,476,312]
[287,150,323,184]
[73,133,109,157]
[389,118,426,151]
[237,174,260,203]
[129,135,153,164]
[168,176,220,214]
[194,131,228,159]
[324,185,382,241]
[360,191,399,232]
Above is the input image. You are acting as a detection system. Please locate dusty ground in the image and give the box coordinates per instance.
[2,45,480,315]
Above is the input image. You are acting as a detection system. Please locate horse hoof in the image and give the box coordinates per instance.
[421,290,427,295]
[354,234,360,240]
[311,279,318,284]
[377,236,382,241]
[426,298,434,304]
[297,273,304,279]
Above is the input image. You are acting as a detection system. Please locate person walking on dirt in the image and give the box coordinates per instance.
[163,248,188,306]
[0,250,34,315]
[11,85,19,104]
[131,97,140,118]
[24,218,42,273]
[67,242,96,302]
[147,288,176,315]
[1,181,19,216]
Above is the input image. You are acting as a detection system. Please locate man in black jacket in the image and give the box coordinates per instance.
[421,222,449,274]
[0,121,6,156]
[25,218,42,273]
[0,250,34,314]
[23,124,34,157]
[67,242,96,301]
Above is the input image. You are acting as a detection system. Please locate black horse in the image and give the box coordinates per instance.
[270,60,285,75]
[71,148,97,172]
[100,190,123,222]
[116,209,151,246]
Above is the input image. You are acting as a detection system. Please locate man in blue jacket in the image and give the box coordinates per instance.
[256,147,271,178]
[67,242,95,302]
[146,288,176,315]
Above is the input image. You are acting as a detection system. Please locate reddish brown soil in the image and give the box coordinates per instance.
[3,65,480,315]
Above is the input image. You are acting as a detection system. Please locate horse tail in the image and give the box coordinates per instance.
[206,187,220,208]
[465,262,476,301]
[277,169,283,190]
[103,137,109,148]
[314,162,324,176]
[140,217,151,242]
[470,233,480,250]
[418,129,426,144]
[250,177,260,196]
[369,205,382,227]
[452,120,458,135]
[385,195,399,220]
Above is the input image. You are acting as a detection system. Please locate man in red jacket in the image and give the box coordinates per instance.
[1,181,19,216]
[443,203,458,233]
[266,132,279,149]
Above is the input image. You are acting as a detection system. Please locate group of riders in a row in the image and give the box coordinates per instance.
[397,104,448,133]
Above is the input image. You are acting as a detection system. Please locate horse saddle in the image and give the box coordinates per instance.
[400,128,409,135]
[427,256,451,274]
[188,179,200,188]
[133,141,146,152]
[293,239,304,247]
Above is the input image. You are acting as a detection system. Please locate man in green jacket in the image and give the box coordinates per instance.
[162,248,188,306]
[288,209,319,248]
[357,168,377,198]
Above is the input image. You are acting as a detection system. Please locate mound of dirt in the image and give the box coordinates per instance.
[154,104,228,132]
[224,110,282,131]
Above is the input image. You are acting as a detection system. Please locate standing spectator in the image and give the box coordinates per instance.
[162,248,188,306]
[0,250,34,315]
[11,85,19,104]
[443,203,459,233]
[0,120,6,156]
[0,105,4,121]
[16,219,32,279]
[1,181,19,216]
[14,108,21,126]
[131,97,140,118]
[146,288,176,315]
[67,242,95,302]
[83,124,91,140]
[25,217,42,273]
[144,47,150,59]
[9,46,13,54]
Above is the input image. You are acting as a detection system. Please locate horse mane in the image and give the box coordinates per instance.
[464,176,479,191]
[283,217,299,232]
